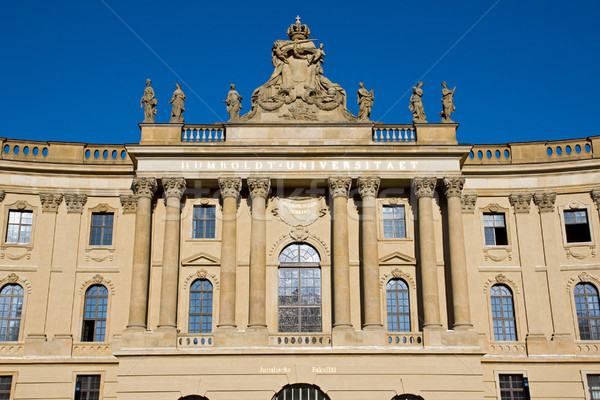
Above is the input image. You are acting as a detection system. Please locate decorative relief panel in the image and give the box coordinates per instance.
[183,269,220,291]
[269,232,330,261]
[271,197,327,227]
[79,274,115,295]
[461,193,477,213]
[0,273,31,293]
[483,274,520,294]
[119,194,137,214]
[566,272,600,293]
[379,268,416,289]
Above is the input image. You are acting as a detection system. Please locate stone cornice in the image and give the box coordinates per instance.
[442,177,464,198]
[64,193,88,214]
[39,193,63,213]
[120,194,137,214]
[461,194,477,213]
[412,177,437,199]
[218,177,242,199]
[357,177,380,198]
[132,177,157,199]
[328,177,352,198]
[162,177,186,199]
[247,177,271,199]
[533,192,557,213]
[509,193,532,214]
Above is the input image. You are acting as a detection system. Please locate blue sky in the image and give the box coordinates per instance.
[0,1,598,145]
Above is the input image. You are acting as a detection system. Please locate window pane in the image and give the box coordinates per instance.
[386,279,410,332]
[576,283,600,340]
[0,376,11,400]
[89,212,114,246]
[382,205,406,239]
[491,285,517,341]
[6,210,33,245]
[0,285,23,341]
[189,279,213,333]
[192,205,216,239]
[82,285,108,342]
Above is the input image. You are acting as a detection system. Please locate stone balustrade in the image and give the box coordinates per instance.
[269,334,331,346]
[177,334,214,347]
[386,332,423,346]
[488,341,527,355]
[576,341,600,354]
[182,124,226,143]
[72,342,112,356]
[372,125,416,143]
[0,138,132,165]
[466,136,599,165]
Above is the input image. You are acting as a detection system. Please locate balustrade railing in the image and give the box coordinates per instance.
[372,125,416,143]
[269,334,331,346]
[487,341,526,355]
[177,334,214,347]
[386,332,423,346]
[182,124,226,143]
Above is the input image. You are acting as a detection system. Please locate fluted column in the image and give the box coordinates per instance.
[329,177,353,329]
[247,177,270,329]
[357,177,383,330]
[443,177,473,330]
[413,177,442,330]
[158,177,186,329]
[217,177,242,328]
[127,178,157,329]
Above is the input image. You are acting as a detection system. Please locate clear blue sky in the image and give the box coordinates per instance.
[0,1,598,145]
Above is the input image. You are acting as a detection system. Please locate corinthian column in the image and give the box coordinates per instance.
[127,178,157,329]
[329,177,352,329]
[217,177,242,329]
[443,177,472,330]
[158,177,186,329]
[357,177,383,330]
[413,177,442,330]
[247,177,270,329]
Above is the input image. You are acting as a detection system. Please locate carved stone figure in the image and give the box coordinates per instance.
[439,81,456,123]
[357,82,374,121]
[223,84,243,121]
[241,17,356,122]
[169,83,186,123]
[409,81,427,123]
[140,79,158,123]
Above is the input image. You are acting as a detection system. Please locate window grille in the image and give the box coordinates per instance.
[189,279,213,333]
[499,374,528,400]
[193,205,216,239]
[491,284,517,341]
[386,279,410,332]
[6,210,32,244]
[272,384,329,400]
[0,376,11,400]
[575,282,600,340]
[0,284,23,341]
[75,375,100,400]
[89,213,114,246]
[588,374,600,400]
[382,205,406,238]
[81,285,108,342]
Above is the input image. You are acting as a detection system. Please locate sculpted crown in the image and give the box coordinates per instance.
[287,16,311,40]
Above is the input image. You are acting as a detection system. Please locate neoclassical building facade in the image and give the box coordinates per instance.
[0,19,599,400]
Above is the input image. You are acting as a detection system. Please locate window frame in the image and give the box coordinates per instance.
[581,371,600,400]
[495,372,530,400]
[191,204,217,240]
[85,203,118,251]
[386,278,411,332]
[81,284,109,342]
[89,212,114,247]
[185,199,221,242]
[573,282,600,341]
[377,198,413,241]
[490,284,518,341]
[188,278,213,334]
[73,373,103,400]
[486,276,523,344]
[2,201,36,249]
[0,373,16,400]
[0,283,25,342]
[559,200,595,247]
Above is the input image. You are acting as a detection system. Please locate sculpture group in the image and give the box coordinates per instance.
[140,18,456,125]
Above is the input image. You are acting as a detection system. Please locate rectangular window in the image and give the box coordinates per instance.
[193,205,216,239]
[382,205,406,239]
[89,213,114,246]
[75,375,100,400]
[6,210,33,244]
[499,374,529,400]
[564,209,591,243]
[588,374,600,400]
[484,213,508,246]
[0,376,11,400]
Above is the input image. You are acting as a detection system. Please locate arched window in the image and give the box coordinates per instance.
[386,278,410,332]
[278,243,321,332]
[0,284,23,341]
[575,282,600,340]
[82,285,108,342]
[490,284,517,341]
[272,384,329,400]
[190,279,213,333]
[392,395,424,400]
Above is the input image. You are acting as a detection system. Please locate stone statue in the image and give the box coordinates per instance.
[307,43,325,65]
[357,82,374,121]
[439,81,456,123]
[168,83,186,123]
[140,79,158,123]
[223,84,243,121]
[409,81,427,123]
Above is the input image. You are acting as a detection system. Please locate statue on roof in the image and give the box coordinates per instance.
[169,83,186,123]
[140,79,158,123]
[409,81,427,123]
[241,17,357,122]
[357,82,374,121]
[223,84,243,121]
[440,81,456,123]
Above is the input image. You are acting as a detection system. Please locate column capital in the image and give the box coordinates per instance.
[591,188,600,211]
[219,177,242,199]
[509,193,533,214]
[132,177,158,199]
[442,177,465,198]
[533,192,556,213]
[412,177,437,199]
[357,177,380,198]
[120,194,137,214]
[461,194,477,213]
[39,193,63,213]
[162,177,186,199]
[328,177,352,198]
[64,193,87,214]
[248,177,271,199]
[0,189,5,203]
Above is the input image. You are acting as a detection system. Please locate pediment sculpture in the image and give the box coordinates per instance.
[241,17,358,122]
